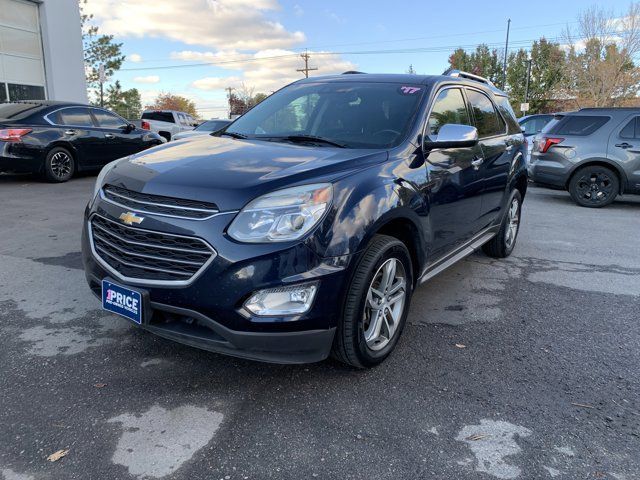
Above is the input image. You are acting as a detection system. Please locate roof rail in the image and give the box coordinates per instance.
[342,71,366,75]
[443,69,494,86]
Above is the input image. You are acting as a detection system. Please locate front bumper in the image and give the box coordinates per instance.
[81,198,351,364]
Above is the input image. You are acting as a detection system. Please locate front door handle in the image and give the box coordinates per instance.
[615,142,632,149]
[104,133,115,139]
[64,129,77,136]
[471,156,484,169]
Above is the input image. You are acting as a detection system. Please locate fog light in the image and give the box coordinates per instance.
[244,283,318,316]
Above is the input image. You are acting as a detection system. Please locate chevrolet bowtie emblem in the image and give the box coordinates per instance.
[119,212,144,226]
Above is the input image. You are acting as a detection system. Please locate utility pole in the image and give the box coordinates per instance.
[502,19,511,90]
[524,54,532,103]
[225,87,234,119]
[296,50,318,78]
[98,64,106,107]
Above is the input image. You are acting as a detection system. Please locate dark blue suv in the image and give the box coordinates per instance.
[81,70,527,368]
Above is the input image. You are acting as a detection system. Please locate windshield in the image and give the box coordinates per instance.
[225,81,425,149]
[195,120,229,131]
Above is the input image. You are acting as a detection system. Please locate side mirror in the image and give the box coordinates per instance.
[423,124,479,150]
[124,123,136,133]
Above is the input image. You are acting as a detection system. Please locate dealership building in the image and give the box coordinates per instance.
[0,0,87,103]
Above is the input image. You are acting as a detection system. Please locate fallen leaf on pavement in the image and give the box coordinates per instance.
[455,344,466,349]
[465,434,488,441]
[47,449,69,462]
[94,383,107,388]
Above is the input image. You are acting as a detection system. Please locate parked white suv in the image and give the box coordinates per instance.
[140,110,197,142]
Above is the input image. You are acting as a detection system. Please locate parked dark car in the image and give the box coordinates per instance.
[82,70,527,367]
[518,113,554,163]
[529,108,640,207]
[0,101,164,182]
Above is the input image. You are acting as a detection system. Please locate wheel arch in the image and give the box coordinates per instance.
[566,158,627,194]
[45,142,79,172]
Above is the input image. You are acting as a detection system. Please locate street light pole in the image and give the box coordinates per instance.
[524,54,532,103]
[502,18,511,90]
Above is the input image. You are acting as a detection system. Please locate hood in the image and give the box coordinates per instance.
[104,135,387,211]
[173,131,208,140]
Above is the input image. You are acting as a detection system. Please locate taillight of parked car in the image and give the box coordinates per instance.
[141,121,150,130]
[538,137,564,153]
[0,128,32,142]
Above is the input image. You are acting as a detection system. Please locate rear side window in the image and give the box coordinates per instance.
[520,115,552,135]
[466,89,506,137]
[619,117,640,139]
[427,88,471,136]
[496,97,522,134]
[51,108,94,127]
[551,115,609,136]
[141,111,175,123]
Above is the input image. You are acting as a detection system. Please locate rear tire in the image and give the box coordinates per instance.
[43,147,75,183]
[483,190,522,258]
[568,165,619,208]
[331,235,413,368]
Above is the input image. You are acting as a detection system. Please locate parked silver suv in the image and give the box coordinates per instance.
[529,108,640,207]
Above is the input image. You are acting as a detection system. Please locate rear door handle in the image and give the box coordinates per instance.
[104,133,115,139]
[615,142,632,149]
[471,157,484,169]
[64,129,77,136]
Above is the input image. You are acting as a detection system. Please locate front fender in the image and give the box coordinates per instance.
[306,162,426,259]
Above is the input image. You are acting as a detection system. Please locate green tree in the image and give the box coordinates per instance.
[506,38,565,114]
[104,81,142,119]
[448,44,502,83]
[79,0,125,102]
[146,92,198,118]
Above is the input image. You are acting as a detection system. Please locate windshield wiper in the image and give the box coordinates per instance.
[220,131,248,139]
[278,135,347,148]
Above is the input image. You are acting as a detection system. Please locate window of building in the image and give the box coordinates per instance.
[0,0,47,102]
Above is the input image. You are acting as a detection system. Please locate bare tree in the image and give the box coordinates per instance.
[236,83,256,112]
[563,3,640,107]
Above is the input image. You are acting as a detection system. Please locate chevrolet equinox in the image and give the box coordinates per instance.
[82,70,527,368]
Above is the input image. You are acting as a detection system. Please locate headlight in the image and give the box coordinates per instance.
[91,158,125,201]
[228,183,332,243]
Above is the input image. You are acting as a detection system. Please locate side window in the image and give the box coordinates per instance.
[466,89,506,137]
[619,117,639,139]
[92,109,127,129]
[178,113,189,126]
[426,88,471,136]
[51,108,94,127]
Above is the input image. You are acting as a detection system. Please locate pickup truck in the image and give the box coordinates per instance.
[137,110,198,142]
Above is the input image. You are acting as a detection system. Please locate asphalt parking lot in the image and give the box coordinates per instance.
[0,175,639,480]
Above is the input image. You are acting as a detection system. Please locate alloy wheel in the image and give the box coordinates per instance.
[363,258,407,351]
[504,197,520,249]
[50,151,72,179]
[575,171,614,205]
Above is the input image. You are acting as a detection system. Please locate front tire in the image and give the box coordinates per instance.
[332,235,413,368]
[568,165,619,208]
[43,147,75,183]
[483,190,522,258]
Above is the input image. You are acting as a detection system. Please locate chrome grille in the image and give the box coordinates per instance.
[89,214,216,284]
[102,185,219,219]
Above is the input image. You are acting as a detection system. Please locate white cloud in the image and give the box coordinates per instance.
[293,4,304,16]
[133,75,160,84]
[83,0,305,50]
[186,49,356,93]
[129,53,142,63]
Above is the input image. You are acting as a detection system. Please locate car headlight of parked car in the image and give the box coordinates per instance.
[228,183,332,243]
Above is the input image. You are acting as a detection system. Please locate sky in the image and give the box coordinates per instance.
[84,0,634,118]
